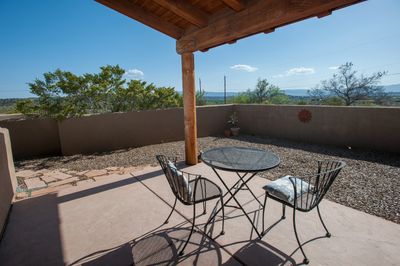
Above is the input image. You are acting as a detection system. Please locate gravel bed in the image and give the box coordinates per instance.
[15,135,400,224]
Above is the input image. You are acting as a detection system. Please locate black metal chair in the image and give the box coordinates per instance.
[262,160,346,264]
[156,155,225,256]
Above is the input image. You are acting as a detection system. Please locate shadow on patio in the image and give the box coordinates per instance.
[0,164,399,265]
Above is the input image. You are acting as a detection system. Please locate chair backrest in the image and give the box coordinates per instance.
[156,155,191,204]
[294,160,345,211]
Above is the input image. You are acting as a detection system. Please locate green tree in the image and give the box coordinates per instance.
[311,62,387,106]
[110,80,181,111]
[268,94,290,104]
[15,100,37,115]
[249,79,287,104]
[88,65,126,112]
[231,91,252,104]
[16,65,182,119]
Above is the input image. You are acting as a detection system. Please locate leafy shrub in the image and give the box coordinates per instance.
[16,65,182,120]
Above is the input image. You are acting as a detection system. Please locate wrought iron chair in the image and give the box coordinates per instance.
[262,160,346,264]
[156,155,225,256]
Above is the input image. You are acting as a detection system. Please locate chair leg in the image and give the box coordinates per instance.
[282,204,286,219]
[262,193,268,235]
[201,180,207,214]
[179,203,196,256]
[292,207,309,264]
[317,205,331,237]
[220,195,225,235]
[164,198,177,224]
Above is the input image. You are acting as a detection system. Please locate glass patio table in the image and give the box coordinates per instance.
[201,146,280,238]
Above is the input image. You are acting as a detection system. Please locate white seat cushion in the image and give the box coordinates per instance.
[263,175,313,204]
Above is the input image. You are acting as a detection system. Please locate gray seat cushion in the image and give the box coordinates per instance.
[263,175,313,204]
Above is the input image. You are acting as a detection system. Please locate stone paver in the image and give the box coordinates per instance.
[24,178,47,190]
[15,170,38,178]
[16,165,153,200]
[43,171,72,180]
[84,169,108,178]
[30,184,73,198]
[41,175,57,183]
[66,170,78,175]
[36,169,50,175]
[48,177,79,188]
[76,170,89,176]
[122,166,142,174]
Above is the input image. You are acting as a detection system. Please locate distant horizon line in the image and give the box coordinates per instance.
[1,83,399,99]
[176,82,400,92]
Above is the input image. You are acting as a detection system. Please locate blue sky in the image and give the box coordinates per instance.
[0,0,399,98]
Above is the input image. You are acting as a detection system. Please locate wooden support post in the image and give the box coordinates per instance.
[181,53,198,165]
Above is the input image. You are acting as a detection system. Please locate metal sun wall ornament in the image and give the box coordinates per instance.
[298,109,312,123]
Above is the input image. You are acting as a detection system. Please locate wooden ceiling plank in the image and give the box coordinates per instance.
[263,28,275,34]
[96,0,184,39]
[152,0,208,28]
[317,11,332,18]
[221,0,246,11]
[177,0,363,53]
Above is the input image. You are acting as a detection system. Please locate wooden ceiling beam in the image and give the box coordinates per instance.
[152,0,208,28]
[177,0,363,54]
[221,0,246,12]
[96,0,184,39]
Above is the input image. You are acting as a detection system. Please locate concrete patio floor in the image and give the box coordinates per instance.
[0,163,399,265]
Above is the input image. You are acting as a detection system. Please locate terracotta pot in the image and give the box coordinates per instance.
[224,129,231,137]
[230,127,240,136]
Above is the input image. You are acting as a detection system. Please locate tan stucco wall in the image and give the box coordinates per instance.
[0,128,16,232]
[0,105,399,158]
[59,105,234,155]
[59,108,184,155]
[0,118,61,159]
[235,105,400,153]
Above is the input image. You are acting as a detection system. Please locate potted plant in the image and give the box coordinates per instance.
[223,128,232,137]
[228,112,240,136]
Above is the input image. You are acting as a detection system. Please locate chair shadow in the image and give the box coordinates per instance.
[70,225,224,266]
[202,200,295,265]
[203,198,330,266]
[224,239,297,266]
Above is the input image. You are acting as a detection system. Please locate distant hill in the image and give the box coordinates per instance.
[384,84,400,93]
[202,84,400,98]
[282,89,309,96]
[282,84,400,97]
[204,91,238,98]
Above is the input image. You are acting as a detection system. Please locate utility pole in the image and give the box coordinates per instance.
[224,75,227,104]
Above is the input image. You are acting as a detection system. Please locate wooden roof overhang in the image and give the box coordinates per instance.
[96,0,364,165]
[96,0,363,54]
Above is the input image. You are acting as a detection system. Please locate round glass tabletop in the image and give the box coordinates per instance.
[201,146,280,172]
